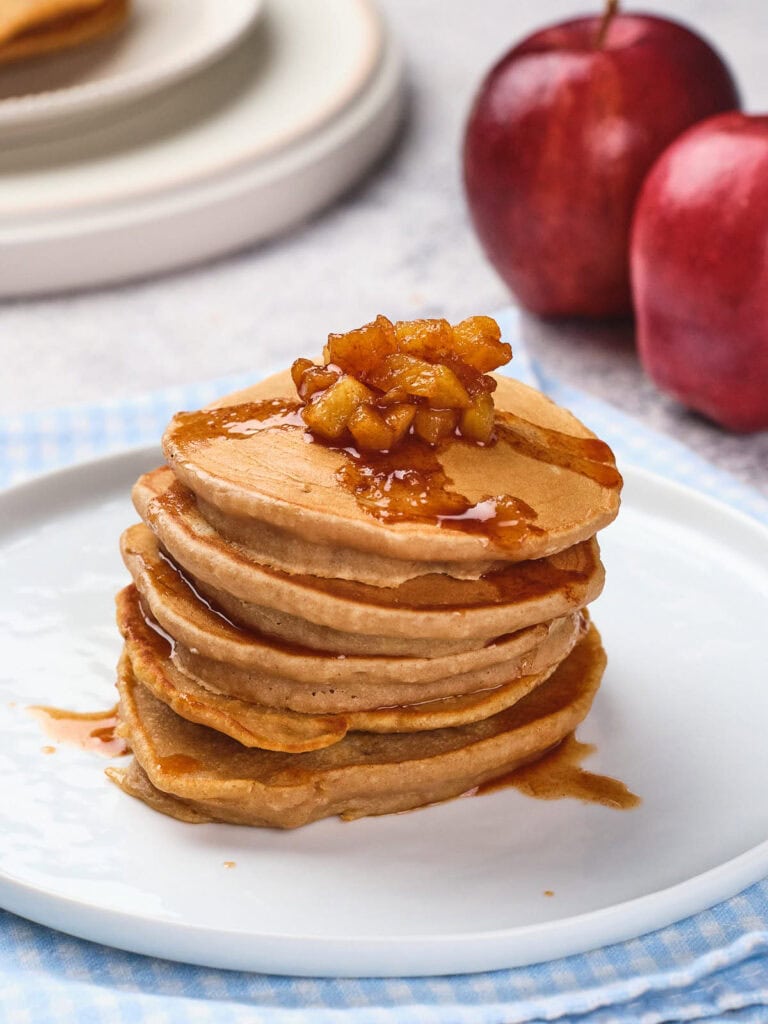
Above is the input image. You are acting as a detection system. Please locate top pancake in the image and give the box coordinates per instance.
[163,372,621,564]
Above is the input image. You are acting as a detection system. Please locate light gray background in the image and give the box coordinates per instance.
[1,0,766,494]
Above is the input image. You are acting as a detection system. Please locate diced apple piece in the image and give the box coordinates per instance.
[442,354,497,399]
[291,358,314,390]
[368,354,471,408]
[291,360,342,400]
[382,403,416,445]
[452,316,512,372]
[394,318,454,361]
[326,315,397,378]
[348,405,395,450]
[459,393,495,442]
[375,386,409,405]
[301,376,374,440]
[302,365,342,400]
[413,407,460,444]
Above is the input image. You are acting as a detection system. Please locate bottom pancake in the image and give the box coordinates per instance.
[109,624,606,829]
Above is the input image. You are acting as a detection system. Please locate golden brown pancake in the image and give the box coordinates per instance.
[118,586,576,748]
[162,373,621,564]
[111,624,606,828]
[172,614,583,713]
[132,470,605,641]
[107,759,212,824]
[122,522,497,660]
[167,580,492,656]
[122,644,348,754]
[197,495,504,586]
[121,522,581,693]
[0,0,128,64]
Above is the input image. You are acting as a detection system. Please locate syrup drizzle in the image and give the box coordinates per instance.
[131,540,352,661]
[476,734,640,810]
[156,753,203,774]
[138,534,246,640]
[168,400,304,447]
[28,705,127,758]
[336,441,547,546]
[141,599,178,655]
[495,412,622,490]
[157,546,242,631]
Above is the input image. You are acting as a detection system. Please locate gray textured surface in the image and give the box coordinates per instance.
[1,0,766,494]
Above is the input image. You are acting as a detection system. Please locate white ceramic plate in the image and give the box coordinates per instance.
[0,0,264,133]
[1,450,767,978]
[0,0,400,296]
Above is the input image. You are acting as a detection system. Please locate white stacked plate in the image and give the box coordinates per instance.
[0,0,403,296]
[0,0,266,133]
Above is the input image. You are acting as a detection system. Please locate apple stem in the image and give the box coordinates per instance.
[595,0,619,48]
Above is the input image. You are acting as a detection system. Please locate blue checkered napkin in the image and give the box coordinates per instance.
[2,308,768,1024]
[0,371,258,490]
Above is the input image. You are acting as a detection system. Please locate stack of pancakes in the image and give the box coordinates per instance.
[109,372,622,828]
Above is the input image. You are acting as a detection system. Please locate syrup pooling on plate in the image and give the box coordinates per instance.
[476,734,640,810]
[28,705,127,757]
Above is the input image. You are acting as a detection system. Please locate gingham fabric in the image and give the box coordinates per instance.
[2,308,768,1024]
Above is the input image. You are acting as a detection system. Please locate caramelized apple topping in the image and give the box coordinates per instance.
[292,315,511,450]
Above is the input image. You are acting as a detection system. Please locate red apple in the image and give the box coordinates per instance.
[631,112,768,433]
[463,4,740,318]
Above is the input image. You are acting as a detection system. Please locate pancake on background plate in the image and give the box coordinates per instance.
[108,314,623,827]
[0,0,128,65]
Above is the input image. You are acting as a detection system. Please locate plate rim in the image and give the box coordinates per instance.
[2,448,768,977]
